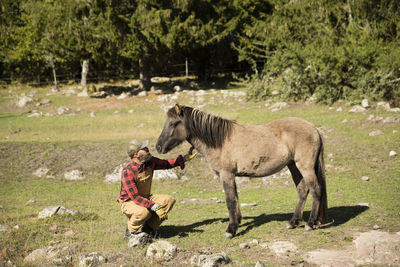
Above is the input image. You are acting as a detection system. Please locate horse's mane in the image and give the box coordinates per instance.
[168,105,235,148]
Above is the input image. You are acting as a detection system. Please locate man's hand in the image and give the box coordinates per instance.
[150,203,168,220]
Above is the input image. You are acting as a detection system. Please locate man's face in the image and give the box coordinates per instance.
[137,147,152,163]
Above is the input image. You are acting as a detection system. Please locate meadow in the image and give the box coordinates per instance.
[0,82,399,266]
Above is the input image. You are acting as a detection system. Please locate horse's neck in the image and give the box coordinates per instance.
[188,137,211,156]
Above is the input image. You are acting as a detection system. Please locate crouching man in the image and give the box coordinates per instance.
[118,139,196,239]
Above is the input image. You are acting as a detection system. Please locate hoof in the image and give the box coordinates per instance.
[286,224,295,229]
[224,232,233,239]
[304,225,313,231]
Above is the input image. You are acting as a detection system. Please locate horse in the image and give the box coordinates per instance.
[156,104,328,238]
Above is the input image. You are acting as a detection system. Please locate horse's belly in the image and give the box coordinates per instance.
[236,155,289,177]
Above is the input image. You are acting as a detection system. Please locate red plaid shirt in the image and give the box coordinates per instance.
[119,155,184,208]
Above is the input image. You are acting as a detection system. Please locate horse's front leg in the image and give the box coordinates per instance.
[220,170,241,239]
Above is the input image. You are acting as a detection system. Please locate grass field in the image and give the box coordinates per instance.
[0,82,399,266]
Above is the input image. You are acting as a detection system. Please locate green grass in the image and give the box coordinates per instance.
[0,83,400,266]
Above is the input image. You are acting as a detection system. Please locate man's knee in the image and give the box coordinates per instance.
[134,207,151,222]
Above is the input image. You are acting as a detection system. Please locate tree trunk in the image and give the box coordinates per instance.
[138,58,151,91]
[81,59,89,87]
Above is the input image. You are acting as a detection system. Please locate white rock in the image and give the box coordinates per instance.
[361,176,370,181]
[146,240,177,261]
[377,101,391,111]
[79,252,106,267]
[383,117,400,123]
[240,202,257,207]
[336,107,343,112]
[268,241,297,257]
[369,130,384,136]
[17,95,34,108]
[104,164,123,184]
[127,232,153,248]
[270,102,288,111]
[389,150,397,157]
[77,89,89,97]
[342,119,348,123]
[349,105,366,113]
[38,206,80,219]
[57,106,70,115]
[117,92,128,99]
[0,224,9,232]
[33,167,49,178]
[138,91,148,97]
[90,111,96,117]
[153,169,179,180]
[271,90,279,96]
[64,170,85,180]
[190,252,230,267]
[361,99,371,108]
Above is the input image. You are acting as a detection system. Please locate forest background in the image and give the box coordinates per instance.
[1,0,399,104]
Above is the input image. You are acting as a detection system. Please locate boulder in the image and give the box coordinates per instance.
[79,252,106,267]
[153,169,179,181]
[38,206,80,219]
[146,240,177,261]
[190,252,230,267]
[127,232,153,248]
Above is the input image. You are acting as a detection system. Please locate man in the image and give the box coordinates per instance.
[118,139,196,239]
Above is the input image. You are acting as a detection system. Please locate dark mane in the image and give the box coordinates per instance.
[168,105,235,148]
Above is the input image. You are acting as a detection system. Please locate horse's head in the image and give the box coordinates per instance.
[156,104,189,154]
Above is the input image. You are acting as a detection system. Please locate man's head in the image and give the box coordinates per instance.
[127,139,152,163]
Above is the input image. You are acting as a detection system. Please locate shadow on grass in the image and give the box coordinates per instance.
[161,205,368,238]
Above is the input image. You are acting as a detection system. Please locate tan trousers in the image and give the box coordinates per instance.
[119,194,175,233]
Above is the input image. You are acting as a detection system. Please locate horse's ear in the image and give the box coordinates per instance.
[174,104,183,117]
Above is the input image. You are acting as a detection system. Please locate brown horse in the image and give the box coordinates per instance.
[156,104,328,238]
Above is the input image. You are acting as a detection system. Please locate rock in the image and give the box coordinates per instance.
[354,231,400,265]
[240,202,257,207]
[191,252,230,267]
[79,252,106,267]
[389,150,397,157]
[235,176,250,185]
[239,243,250,249]
[57,106,70,115]
[77,89,89,97]
[64,170,85,180]
[271,90,279,96]
[383,117,400,123]
[138,91,148,97]
[17,95,33,107]
[24,248,48,263]
[33,167,49,178]
[64,230,75,236]
[173,85,182,92]
[127,232,153,248]
[38,206,80,219]
[306,249,355,266]
[0,224,9,232]
[361,99,371,108]
[357,203,369,207]
[255,261,266,267]
[342,119,348,123]
[361,176,370,181]
[336,107,343,112]
[262,167,291,186]
[377,101,391,111]
[369,130,384,136]
[104,164,123,184]
[349,105,366,113]
[117,92,128,99]
[153,169,179,181]
[373,224,380,230]
[270,102,288,112]
[90,111,96,117]
[146,240,177,261]
[267,241,297,257]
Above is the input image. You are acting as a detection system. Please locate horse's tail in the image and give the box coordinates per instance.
[316,130,328,224]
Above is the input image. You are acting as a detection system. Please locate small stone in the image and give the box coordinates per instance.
[342,119,348,123]
[336,107,343,112]
[64,230,75,236]
[357,203,369,207]
[90,111,96,117]
[349,105,366,113]
[79,252,106,267]
[255,261,266,267]
[240,202,257,207]
[361,176,370,181]
[389,150,397,157]
[239,242,250,249]
[369,130,384,136]
[373,224,380,230]
[361,99,371,108]
[33,167,49,178]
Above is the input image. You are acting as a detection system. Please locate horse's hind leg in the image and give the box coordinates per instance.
[287,162,309,229]
[220,170,241,239]
[296,163,322,231]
